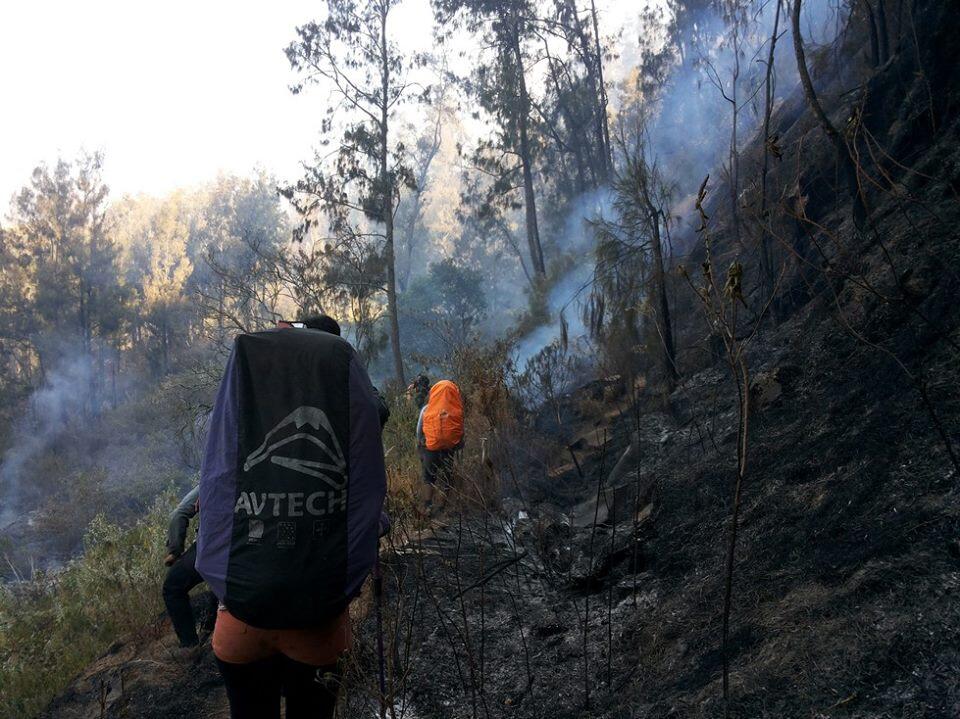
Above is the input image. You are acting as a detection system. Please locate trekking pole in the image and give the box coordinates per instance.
[374,547,387,719]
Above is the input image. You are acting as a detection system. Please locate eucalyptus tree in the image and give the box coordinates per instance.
[284,0,422,383]
[5,153,125,396]
[395,79,456,292]
[590,133,678,391]
[191,174,291,345]
[542,0,613,188]
[433,0,546,278]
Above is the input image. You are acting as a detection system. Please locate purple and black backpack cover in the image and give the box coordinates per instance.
[196,328,386,628]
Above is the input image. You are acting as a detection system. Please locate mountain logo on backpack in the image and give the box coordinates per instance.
[243,406,347,490]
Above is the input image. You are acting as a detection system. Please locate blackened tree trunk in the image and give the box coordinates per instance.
[588,0,612,181]
[635,163,678,389]
[792,0,867,227]
[758,0,783,317]
[649,210,678,390]
[511,17,545,277]
[862,0,881,67]
[380,1,405,384]
[876,0,890,63]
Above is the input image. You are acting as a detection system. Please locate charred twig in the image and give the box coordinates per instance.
[606,491,616,688]
[454,552,529,599]
[567,445,585,479]
[582,429,608,709]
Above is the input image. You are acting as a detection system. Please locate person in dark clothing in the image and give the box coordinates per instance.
[206,316,389,719]
[217,655,341,719]
[163,486,216,647]
[297,313,342,336]
[409,373,430,408]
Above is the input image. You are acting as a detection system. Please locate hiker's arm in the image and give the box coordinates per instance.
[166,485,200,558]
[372,386,390,428]
[415,406,426,447]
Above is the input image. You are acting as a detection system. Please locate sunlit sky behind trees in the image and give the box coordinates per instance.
[0,0,427,208]
[0,0,641,212]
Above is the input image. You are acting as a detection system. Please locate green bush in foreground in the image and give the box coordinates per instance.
[0,494,173,718]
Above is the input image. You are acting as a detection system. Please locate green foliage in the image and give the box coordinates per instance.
[285,0,418,231]
[284,0,425,378]
[380,389,425,525]
[511,339,579,430]
[0,495,172,718]
[400,259,488,365]
[1,153,125,397]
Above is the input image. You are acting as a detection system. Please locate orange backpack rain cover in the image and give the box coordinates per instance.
[422,380,464,451]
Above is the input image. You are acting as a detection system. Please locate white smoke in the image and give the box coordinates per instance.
[513,189,613,367]
[0,355,97,527]
[639,0,845,200]
[512,0,848,363]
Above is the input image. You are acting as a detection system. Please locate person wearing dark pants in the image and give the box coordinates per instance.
[214,605,348,719]
[420,446,458,490]
[216,656,341,719]
[416,382,464,516]
[199,315,389,719]
[163,543,209,647]
[163,486,215,647]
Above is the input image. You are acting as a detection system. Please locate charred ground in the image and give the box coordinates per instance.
[349,1,960,716]
[31,0,960,717]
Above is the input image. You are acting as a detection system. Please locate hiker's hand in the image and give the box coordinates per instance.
[164,552,179,567]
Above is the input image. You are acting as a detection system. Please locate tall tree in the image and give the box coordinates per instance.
[192,174,290,343]
[434,0,546,278]
[5,153,124,404]
[140,196,194,376]
[699,0,755,251]
[396,83,453,291]
[114,193,201,376]
[285,0,418,383]
[590,134,678,391]
[791,0,867,227]
[547,0,613,185]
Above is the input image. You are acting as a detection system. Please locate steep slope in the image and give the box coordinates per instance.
[38,636,226,719]
[369,0,960,716]
[35,0,960,717]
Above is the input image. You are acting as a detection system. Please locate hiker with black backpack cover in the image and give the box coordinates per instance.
[196,315,388,719]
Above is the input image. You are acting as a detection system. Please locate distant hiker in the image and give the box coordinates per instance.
[163,485,216,648]
[408,373,430,408]
[196,316,388,719]
[417,380,465,515]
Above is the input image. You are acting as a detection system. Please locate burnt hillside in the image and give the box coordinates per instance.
[358,0,960,716]
[31,0,960,717]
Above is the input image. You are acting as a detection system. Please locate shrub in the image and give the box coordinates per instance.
[381,390,424,528]
[0,493,173,718]
[399,259,489,368]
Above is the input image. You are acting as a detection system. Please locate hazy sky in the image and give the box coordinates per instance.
[0,0,435,212]
[0,0,643,216]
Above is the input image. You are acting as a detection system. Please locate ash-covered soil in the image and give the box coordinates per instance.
[35,0,960,716]
[37,596,227,719]
[348,0,960,715]
[364,329,959,719]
